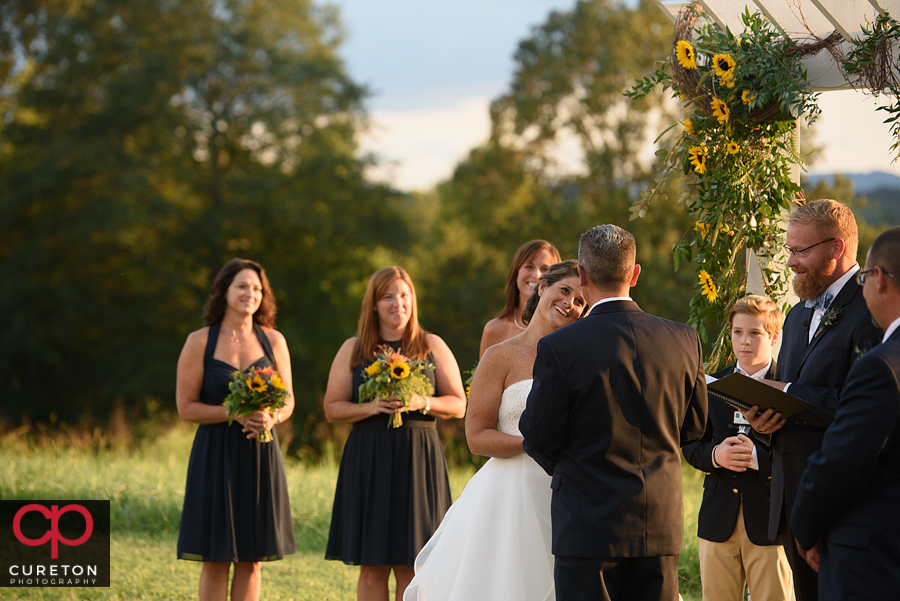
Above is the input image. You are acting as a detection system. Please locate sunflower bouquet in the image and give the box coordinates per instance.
[359,345,435,428]
[223,366,289,443]
[463,362,478,399]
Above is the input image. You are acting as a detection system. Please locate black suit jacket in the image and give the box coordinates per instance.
[790,328,900,600]
[768,277,882,539]
[519,300,708,558]
[683,364,779,546]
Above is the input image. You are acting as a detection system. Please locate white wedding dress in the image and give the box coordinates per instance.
[403,379,554,601]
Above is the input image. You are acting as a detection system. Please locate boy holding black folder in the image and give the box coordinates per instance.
[684,295,794,601]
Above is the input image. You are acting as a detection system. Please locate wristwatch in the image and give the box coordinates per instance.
[422,397,431,415]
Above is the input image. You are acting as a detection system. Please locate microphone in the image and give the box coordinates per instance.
[802,320,809,328]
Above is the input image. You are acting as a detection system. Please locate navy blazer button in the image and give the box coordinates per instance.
[732,488,739,494]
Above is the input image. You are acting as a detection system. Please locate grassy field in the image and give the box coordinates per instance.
[1,423,704,600]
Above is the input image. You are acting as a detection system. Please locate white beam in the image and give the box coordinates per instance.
[753,0,835,37]
[698,0,760,33]
[658,2,687,24]
[869,0,900,19]
[803,40,859,90]
[811,0,879,39]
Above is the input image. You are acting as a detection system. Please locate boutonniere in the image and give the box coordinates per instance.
[853,342,880,364]
[814,304,845,338]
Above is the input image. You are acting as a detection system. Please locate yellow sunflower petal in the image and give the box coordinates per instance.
[676,40,697,70]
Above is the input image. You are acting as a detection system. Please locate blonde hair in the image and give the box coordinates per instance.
[350,267,431,367]
[789,199,858,262]
[728,294,783,336]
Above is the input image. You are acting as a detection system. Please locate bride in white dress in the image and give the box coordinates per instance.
[404,260,586,601]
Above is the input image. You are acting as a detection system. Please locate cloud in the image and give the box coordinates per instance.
[361,98,492,191]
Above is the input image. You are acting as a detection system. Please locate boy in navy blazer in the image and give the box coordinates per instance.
[684,295,793,601]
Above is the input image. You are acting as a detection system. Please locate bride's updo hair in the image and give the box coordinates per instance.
[521,260,582,325]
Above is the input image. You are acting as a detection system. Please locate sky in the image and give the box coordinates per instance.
[330,0,900,191]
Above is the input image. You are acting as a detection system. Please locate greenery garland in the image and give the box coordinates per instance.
[627,4,821,369]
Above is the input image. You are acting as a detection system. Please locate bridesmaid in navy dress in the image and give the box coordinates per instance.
[176,258,296,601]
[323,266,467,601]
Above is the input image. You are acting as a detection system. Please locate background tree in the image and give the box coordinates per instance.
[416,0,697,385]
[0,0,409,439]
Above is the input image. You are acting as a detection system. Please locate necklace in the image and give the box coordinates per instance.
[229,331,246,348]
[514,315,527,331]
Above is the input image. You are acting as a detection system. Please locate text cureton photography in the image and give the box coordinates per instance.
[0,500,110,588]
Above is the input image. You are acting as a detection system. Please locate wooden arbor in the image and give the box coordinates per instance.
[653,1,898,352]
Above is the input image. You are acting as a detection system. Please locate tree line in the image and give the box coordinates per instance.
[0,0,884,462]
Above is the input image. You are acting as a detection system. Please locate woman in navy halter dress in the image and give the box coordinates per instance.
[176,259,296,601]
[322,266,467,600]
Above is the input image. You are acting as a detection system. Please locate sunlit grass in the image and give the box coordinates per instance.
[1,424,701,600]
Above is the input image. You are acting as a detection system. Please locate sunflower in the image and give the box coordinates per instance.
[688,145,708,174]
[695,221,709,240]
[713,54,736,79]
[270,374,286,390]
[698,270,718,302]
[742,90,755,106]
[684,118,694,135]
[389,359,411,379]
[727,140,740,155]
[676,40,697,69]
[246,375,268,393]
[711,98,730,125]
[365,363,381,377]
[720,73,735,89]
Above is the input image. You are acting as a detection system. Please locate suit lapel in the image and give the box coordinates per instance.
[781,304,812,381]
[797,278,861,373]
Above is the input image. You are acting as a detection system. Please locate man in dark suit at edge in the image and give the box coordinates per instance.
[520,224,708,600]
[790,225,900,599]
[742,199,882,601]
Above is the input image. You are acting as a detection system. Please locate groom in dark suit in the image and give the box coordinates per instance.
[520,224,708,600]
[742,199,882,601]
[790,225,900,599]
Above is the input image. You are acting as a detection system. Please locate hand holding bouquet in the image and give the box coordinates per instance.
[223,366,290,442]
[359,345,435,428]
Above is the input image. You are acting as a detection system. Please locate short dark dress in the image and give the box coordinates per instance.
[177,322,296,562]
[325,341,453,567]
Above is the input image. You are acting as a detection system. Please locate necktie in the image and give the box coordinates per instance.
[805,291,833,310]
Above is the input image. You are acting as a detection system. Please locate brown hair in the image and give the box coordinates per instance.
[789,199,859,262]
[521,260,583,325]
[350,266,431,367]
[496,240,561,319]
[728,294,783,336]
[203,258,276,328]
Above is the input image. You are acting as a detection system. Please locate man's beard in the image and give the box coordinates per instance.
[792,256,837,300]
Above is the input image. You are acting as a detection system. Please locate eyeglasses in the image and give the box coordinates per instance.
[783,238,836,257]
[856,267,896,286]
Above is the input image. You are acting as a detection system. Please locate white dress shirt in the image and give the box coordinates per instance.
[883,316,900,343]
[587,296,632,315]
[808,264,860,343]
[711,360,770,471]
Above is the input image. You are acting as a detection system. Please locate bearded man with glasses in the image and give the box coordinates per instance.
[740,199,882,601]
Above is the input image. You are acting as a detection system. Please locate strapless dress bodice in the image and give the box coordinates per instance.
[497,379,532,436]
